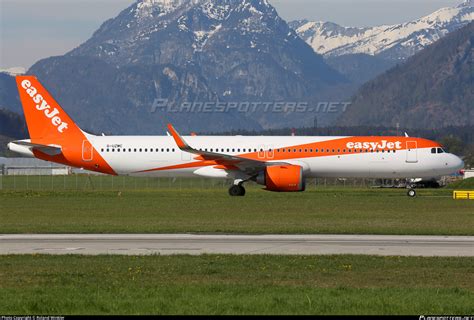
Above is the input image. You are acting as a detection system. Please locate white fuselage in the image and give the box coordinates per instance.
[83,135,463,180]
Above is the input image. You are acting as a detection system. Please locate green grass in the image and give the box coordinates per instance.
[0,184,473,234]
[0,255,472,315]
[446,177,474,189]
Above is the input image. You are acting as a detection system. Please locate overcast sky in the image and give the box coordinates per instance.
[0,0,463,69]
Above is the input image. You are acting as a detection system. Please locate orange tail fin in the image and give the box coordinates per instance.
[16,76,82,144]
[15,76,116,175]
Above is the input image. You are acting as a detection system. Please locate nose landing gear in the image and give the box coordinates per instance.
[407,189,417,198]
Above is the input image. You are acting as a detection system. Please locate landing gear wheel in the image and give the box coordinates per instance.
[229,185,246,197]
[407,189,417,198]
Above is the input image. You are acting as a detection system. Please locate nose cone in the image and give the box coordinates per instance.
[7,142,12,151]
[450,154,464,172]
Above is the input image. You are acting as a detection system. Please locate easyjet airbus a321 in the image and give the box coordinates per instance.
[8,76,464,197]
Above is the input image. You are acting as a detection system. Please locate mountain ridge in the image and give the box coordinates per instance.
[26,0,349,134]
[291,0,473,60]
[338,22,474,129]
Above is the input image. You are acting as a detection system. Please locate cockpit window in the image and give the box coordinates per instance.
[431,148,437,154]
[437,148,445,154]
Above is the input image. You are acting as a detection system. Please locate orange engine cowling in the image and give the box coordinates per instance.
[256,165,306,192]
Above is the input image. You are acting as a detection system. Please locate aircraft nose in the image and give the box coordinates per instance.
[450,155,464,171]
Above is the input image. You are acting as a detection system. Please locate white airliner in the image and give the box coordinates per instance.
[8,76,464,197]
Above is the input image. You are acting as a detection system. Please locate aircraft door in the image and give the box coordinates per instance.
[258,145,266,159]
[82,140,93,162]
[267,147,275,159]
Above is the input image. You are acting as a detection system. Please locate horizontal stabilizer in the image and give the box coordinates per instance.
[9,140,62,156]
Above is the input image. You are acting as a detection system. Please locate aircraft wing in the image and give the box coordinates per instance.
[167,124,288,175]
[10,140,62,156]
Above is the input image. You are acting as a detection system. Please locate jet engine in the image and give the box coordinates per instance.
[255,165,305,192]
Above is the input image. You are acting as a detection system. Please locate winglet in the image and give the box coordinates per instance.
[167,124,190,150]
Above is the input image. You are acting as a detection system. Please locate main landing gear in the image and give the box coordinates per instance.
[229,184,246,197]
[229,179,246,197]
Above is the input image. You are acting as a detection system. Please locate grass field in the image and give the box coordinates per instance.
[1,177,472,315]
[0,254,472,315]
[446,177,474,189]
[0,176,472,234]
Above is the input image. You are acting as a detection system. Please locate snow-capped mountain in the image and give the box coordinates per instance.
[0,67,26,76]
[291,0,473,60]
[26,0,347,134]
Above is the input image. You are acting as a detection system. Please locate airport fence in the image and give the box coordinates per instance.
[0,174,382,192]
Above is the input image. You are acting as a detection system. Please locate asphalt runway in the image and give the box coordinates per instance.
[0,234,473,256]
